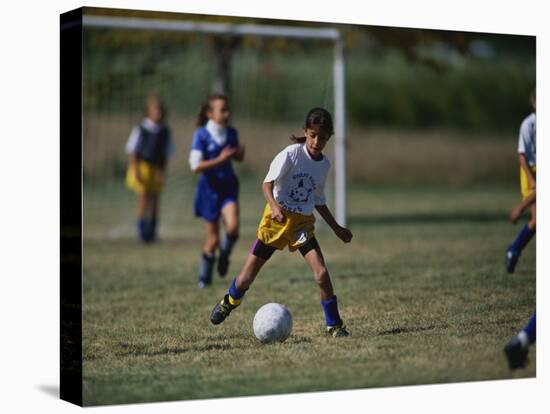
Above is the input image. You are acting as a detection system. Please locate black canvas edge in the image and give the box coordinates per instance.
[60,7,83,407]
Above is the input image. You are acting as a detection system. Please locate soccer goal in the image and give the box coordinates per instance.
[82,13,347,238]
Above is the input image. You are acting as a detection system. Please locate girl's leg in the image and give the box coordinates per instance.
[221,201,239,237]
[504,312,536,369]
[136,194,148,242]
[204,220,220,255]
[151,194,159,218]
[301,239,346,332]
[302,244,334,301]
[137,194,148,218]
[198,221,220,287]
[234,253,267,292]
[506,200,536,273]
[218,201,240,276]
[146,194,159,241]
[211,246,273,325]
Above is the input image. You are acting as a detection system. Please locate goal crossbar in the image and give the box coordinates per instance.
[83,15,347,226]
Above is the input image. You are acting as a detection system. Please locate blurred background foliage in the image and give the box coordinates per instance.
[84,7,535,131]
[82,7,535,186]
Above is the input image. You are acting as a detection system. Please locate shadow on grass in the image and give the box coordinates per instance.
[83,237,203,247]
[377,325,446,336]
[349,211,506,226]
[289,272,370,284]
[115,341,247,357]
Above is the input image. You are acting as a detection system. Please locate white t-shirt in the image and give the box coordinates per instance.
[125,118,175,158]
[264,143,330,215]
[518,112,536,167]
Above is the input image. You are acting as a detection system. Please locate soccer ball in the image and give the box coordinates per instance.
[253,303,293,344]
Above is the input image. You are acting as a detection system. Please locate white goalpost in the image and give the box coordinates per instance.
[83,15,347,226]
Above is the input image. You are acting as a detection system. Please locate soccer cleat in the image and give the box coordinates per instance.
[327,323,350,338]
[217,253,230,277]
[505,249,520,274]
[504,337,528,369]
[210,294,239,325]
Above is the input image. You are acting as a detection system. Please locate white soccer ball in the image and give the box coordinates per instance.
[253,303,293,344]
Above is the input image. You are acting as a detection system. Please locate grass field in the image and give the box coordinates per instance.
[82,178,536,406]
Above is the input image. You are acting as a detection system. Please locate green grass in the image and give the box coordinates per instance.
[82,181,535,406]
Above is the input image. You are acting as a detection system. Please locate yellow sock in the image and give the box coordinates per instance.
[228,295,241,306]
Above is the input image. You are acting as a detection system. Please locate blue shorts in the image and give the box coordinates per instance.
[194,177,239,223]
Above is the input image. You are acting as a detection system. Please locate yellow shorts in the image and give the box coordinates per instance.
[257,204,316,251]
[520,165,536,200]
[125,160,164,195]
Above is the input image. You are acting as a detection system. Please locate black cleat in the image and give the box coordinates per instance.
[217,253,230,277]
[210,294,239,325]
[327,323,350,338]
[504,337,528,369]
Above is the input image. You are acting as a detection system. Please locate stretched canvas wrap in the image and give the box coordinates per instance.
[61,6,536,407]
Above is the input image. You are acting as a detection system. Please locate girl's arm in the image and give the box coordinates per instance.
[233,145,245,162]
[192,146,237,173]
[126,127,142,181]
[262,181,286,223]
[129,154,142,183]
[315,204,353,243]
[519,154,536,190]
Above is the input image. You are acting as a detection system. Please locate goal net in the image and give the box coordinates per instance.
[82,12,346,240]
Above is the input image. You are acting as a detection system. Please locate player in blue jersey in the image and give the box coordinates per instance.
[505,89,536,273]
[125,94,174,243]
[189,94,245,288]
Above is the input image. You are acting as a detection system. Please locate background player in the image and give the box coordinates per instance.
[125,94,174,243]
[505,89,536,273]
[189,94,245,288]
[209,107,353,337]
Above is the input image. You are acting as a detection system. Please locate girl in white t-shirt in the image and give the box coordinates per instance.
[209,108,353,337]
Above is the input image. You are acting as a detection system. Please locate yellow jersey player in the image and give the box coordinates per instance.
[125,94,174,243]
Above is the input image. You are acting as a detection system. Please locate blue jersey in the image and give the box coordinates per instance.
[191,126,239,190]
[191,125,240,222]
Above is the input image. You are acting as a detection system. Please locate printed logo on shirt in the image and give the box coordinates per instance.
[287,173,316,205]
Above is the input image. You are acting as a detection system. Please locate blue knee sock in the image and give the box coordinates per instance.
[141,218,156,242]
[137,218,147,242]
[220,233,239,257]
[147,217,157,241]
[509,224,535,255]
[228,278,246,305]
[199,253,215,284]
[523,312,536,344]
[321,295,342,327]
